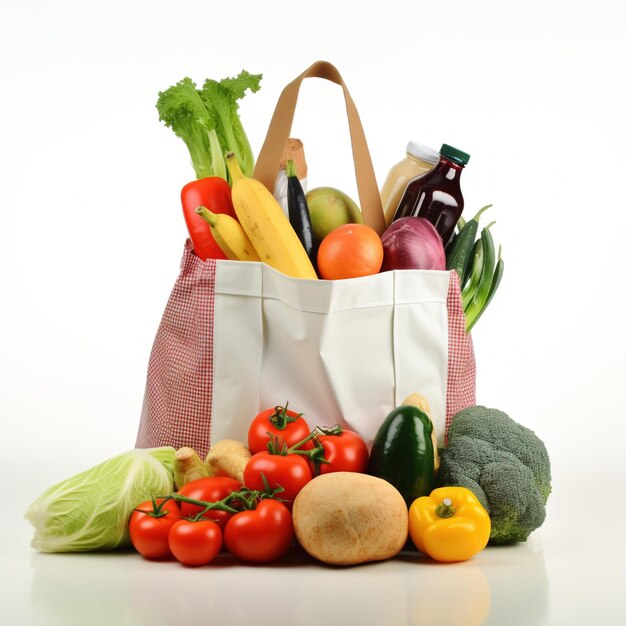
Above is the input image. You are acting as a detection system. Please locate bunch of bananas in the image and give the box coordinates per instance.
[197,152,317,280]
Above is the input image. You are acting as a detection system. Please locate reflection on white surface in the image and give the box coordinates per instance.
[400,558,491,625]
[24,541,549,626]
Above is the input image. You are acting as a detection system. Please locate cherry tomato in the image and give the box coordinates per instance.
[176,477,241,526]
[168,519,223,566]
[244,452,313,503]
[129,499,182,559]
[224,499,294,563]
[248,404,311,454]
[318,429,369,474]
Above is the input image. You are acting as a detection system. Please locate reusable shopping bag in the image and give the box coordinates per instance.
[136,61,476,458]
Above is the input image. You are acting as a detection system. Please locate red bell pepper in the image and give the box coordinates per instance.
[181,177,238,260]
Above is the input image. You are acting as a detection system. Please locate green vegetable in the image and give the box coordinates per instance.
[462,238,483,301]
[446,204,491,284]
[465,221,495,310]
[156,70,261,182]
[367,404,435,507]
[156,77,227,181]
[199,71,261,180]
[466,245,503,333]
[463,221,503,332]
[450,209,504,332]
[436,406,551,544]
[447,217,466,253]
[25,447,175,553]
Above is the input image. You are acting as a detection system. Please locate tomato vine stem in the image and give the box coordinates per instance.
[165,482,286,521]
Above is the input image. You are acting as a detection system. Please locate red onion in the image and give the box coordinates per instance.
[381,217,446,271]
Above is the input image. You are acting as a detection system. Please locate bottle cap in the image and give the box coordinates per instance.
[406,141,439,164]
[440,144,470,165]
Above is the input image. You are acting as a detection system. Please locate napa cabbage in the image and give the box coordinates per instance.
[25,447,175,553]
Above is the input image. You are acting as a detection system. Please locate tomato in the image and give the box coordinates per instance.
[168,519,223,566]
[318,429,369,474]
[129,498,182,559]
[224,499,294,563]
[176,477,241,526]
[244,452,312,503]
[248,404,311,455]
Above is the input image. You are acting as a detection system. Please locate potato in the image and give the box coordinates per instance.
[292,472,408,565]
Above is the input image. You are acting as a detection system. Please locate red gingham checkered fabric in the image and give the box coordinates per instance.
[136,240,216,457]
[445,270,477,435]
[135,242,476,457]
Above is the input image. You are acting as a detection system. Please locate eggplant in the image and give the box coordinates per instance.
[286,159,318,271]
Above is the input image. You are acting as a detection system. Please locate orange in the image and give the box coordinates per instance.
[317,223,384,280]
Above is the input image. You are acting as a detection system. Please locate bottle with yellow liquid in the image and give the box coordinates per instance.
[380,141,439,226]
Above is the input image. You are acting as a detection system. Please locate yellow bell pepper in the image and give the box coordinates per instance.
[408,486,491,562]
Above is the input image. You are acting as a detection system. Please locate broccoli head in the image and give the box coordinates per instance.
[436,406,551,544]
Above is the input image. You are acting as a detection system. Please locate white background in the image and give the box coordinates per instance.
[1,1,625,624]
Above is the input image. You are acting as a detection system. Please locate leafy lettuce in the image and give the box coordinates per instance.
[156,70,262,182]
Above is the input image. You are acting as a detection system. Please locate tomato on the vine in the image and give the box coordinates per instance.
[248,404,311,454]
[224,499,294,563]
[168,519,223,566]
[176,477,241,526]
[129,498,181,559]
[317,428,369,474]
[243,452,312,503]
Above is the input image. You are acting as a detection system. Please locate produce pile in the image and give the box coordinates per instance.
[25,399,551,565]
[156,70,502,331]
[25,68,551,566]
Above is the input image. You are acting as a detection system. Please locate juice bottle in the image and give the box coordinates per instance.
[392,144,470,247]
[380,141,439,226]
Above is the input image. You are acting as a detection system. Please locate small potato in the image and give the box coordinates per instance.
[292,472,408,566]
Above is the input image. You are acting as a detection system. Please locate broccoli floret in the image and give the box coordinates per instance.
[436,406,551,544]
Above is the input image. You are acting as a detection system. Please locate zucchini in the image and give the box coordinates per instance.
[367,404,435,507]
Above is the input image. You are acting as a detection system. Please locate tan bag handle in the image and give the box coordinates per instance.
[253,61,386,235]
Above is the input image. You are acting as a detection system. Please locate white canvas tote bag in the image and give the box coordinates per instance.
[136,62,476,457]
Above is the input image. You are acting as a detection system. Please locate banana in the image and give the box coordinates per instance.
[196,206,260,262]
[225,152,318,279]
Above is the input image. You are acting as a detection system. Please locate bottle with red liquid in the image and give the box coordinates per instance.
[392,143,470,247]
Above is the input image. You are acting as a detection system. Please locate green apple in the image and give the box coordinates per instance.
[306,187,364,242]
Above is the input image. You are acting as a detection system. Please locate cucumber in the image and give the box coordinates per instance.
[367,405,435,507]
[445,216,466,254]
[445,204,491,284]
